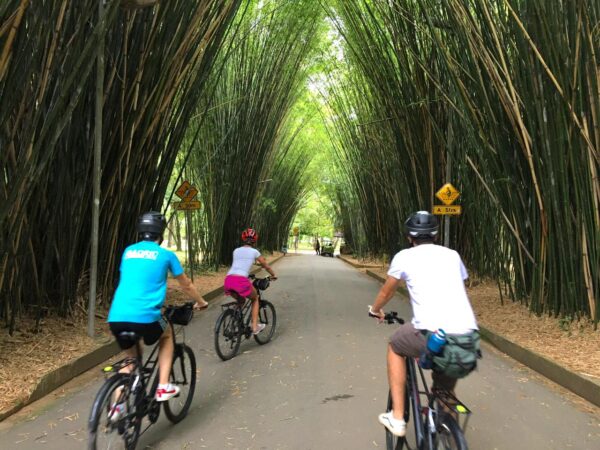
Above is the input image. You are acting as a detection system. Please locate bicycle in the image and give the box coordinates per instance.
[214,274,276,361]
[374,311,471,450]
[88,302,197,450]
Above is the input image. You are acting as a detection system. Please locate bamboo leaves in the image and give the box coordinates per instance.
[327,0,599,322]
[182,0,320,267]
[0,0,240,331]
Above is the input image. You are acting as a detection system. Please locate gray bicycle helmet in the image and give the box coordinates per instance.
[404,211,439,238]
[137,211,167,240]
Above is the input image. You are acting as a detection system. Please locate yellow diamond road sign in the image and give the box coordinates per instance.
[175,181,199,202]
[435,183,460,205]
[174,180,200,210]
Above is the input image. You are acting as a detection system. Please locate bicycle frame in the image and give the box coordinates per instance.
[220,297,255,335]
[405,356,432,449]
[377,312,472,450]
[404,356,473,449]
[221,283,268,334]
[105,321,188,421]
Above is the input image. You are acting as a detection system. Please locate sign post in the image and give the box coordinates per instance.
[186,210,194,282]
[88,0,105,338]
[293,226,299,252]
[174,180,201,281]
[433,182,461,247]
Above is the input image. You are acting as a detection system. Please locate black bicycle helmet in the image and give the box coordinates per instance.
[404,211,439,238]
[137,211,167,240]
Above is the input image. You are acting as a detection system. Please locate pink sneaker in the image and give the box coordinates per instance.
[155,384,181,402]
[108,403,125,422]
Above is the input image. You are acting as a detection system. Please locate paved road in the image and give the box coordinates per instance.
[1,255,599,449]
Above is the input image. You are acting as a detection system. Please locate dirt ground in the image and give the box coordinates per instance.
[0,252,283,416]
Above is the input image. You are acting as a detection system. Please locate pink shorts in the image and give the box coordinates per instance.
[224,275,252,298]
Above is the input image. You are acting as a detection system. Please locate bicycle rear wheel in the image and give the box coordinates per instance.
[253,300,276,345]
[429,413,468,450]
[88,374,141,450]
[215,309,242,361]
[164,344,197,423]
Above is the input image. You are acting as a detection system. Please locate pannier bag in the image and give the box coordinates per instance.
[432,331,481,379]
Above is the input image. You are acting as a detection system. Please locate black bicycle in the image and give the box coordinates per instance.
[374,311,470,450]
[88,303,197,450]
[214,275,276,361]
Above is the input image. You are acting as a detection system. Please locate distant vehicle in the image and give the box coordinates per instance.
[320,239,335,257]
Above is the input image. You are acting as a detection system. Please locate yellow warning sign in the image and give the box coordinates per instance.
[174,201,201,211]
[175,181,199,202]
[435,183,460,206]
[433,205,462,215]
[174,181,200,210]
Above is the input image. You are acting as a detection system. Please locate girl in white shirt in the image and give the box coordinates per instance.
[224,228,277,334]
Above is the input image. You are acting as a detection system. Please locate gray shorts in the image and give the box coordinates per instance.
[389,322,427,357]
[389,322,457,391]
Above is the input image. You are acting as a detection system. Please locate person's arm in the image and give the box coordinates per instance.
[369,276,400,319]
[256,255,277,279]
[174,273,208,309]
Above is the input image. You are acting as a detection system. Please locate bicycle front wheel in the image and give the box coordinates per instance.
[88,374,141,450]
[215,309,242,361]
[164,344,197,423]
[430,413,468,450]
[253,300,276,344]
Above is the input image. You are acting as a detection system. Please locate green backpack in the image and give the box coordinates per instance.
[431,331,481,379]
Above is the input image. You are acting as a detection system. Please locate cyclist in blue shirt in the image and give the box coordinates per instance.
[108,211,207,406]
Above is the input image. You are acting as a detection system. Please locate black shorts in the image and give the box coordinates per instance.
[109,320,166,349]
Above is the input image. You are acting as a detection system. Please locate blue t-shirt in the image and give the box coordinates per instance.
[108,241,184,323]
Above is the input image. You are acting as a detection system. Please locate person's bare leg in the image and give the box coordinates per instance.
[387,344,406,420]
[158,326,174,385]
[113,345,139,405]
[119,345,139,375]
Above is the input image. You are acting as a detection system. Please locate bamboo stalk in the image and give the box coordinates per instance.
[0,0,29,80]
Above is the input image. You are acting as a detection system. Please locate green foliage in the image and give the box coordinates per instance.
[0,1,240,331]
[180,0,324,266]
[324,0,600,322]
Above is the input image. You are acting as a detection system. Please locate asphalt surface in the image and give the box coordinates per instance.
[1,254,599,449]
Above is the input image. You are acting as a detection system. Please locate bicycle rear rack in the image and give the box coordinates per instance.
[434,388,472,433]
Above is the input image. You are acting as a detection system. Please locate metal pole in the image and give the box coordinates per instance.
[186,209,194,282]
[88,0,105,337]
[444,116,454,248]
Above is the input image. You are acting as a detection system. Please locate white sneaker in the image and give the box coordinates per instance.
[155,384,181,402]
[378,411,406,437]
[108,403,125,423]
[253,323,266,335]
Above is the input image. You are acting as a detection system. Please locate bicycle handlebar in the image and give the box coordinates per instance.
[249,274,276,281]
[368,310,405,325]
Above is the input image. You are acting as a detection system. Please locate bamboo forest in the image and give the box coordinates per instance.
[1,0,599,334]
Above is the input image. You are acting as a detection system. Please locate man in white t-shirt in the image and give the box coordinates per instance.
[369,211,478,437]
[224,228,277,334]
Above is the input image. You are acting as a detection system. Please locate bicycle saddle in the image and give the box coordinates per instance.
[118,331,140,342]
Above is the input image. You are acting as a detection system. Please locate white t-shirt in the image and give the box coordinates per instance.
[227,246,261,277]
[387,244,478,334]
